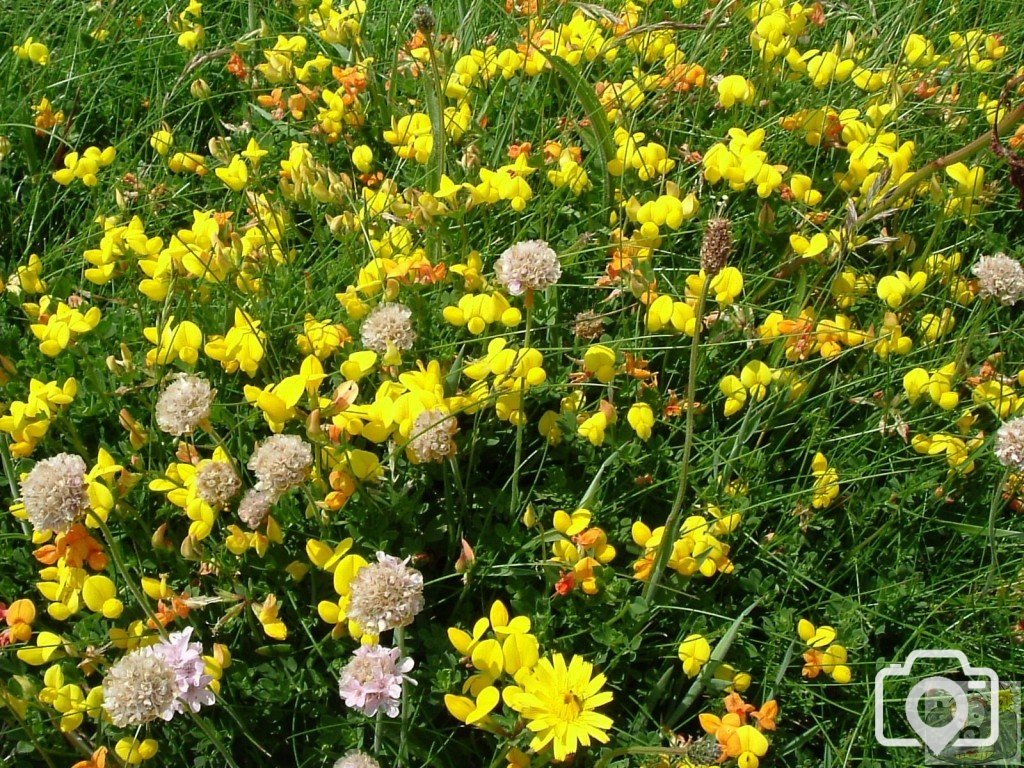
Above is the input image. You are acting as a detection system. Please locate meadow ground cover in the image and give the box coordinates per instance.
[3,0,1024,766]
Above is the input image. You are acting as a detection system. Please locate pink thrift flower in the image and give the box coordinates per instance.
[153,626,216,716]
[338,645,415,718]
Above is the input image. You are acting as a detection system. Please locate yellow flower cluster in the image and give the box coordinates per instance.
[631,508,739,581]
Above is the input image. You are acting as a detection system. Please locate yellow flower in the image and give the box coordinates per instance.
[904,33,936,66]
[149,130,174,156]
[678,633,712,677]
[788,174,822,205]
[241,138,268,167]
[30,298,102,357]
[582,345,618,383]
[688,267,744,306]
[627,402,654,440]
[445,686,501,729]
[944,163,986,218]
[876,271,926,309]
[726,725,770,767]
[9,253,47,295]
[39,665,94,732]
[204,308,266,376]
[717,75,756,108]
[253,594,287,640]
[4,598,36,643]
[972,380,1022,418]
[352,144,374,173]
[384,112,433,164]
[445,600,539,705]
[443,292,521,335]
[577,409,612,446]
[0,377,77,457]
[81,575,123,619]
[52,146,116,187]
[13,37,50,65]
[310,541,373,640]
[168,151,209,176]
[873,313,912,359]
[919,309,956,342]
[810,452,839,509]
[244,374,311,432]
[912,431,983,475]
[16,631,66,666]
[215,155,249,192]
[720,361,773,417]
[904,362,959,410]
[646,294,696,335]
[550,509,615,595]
[144,317,203,366]
[503,653,614,762]
[115,737,158,765]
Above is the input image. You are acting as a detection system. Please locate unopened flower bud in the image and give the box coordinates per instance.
[454,538,475,574]
[190,78,212,100]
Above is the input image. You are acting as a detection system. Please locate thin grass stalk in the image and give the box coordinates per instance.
[509,296,533,517]
[642,280,710,607]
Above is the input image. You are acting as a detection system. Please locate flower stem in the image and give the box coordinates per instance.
[642,280,710,608]
[509,301,533,518]
[89,512,167,637]
[859,99,1024,225]
[396,625,409,766]
[373,708,384,755]
[0,435,30,536]
[90,514,244,768]
[986,467,1011,590]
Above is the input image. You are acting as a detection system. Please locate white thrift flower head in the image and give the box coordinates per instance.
[151,626,216,715]
[334,752,381,768]
[347,552,425,634]
[408,409,458,464]
[19,453,89,533]
[237,487,276,529]
[156,373,215,436]
[995,417,1024,471]
[360,302,417,358]
[338,644,416,718]
[973,253,1024,305]
[248,434,313,495]
[493,239,561,296]
[195,461,241,508]
[102,647,179,727]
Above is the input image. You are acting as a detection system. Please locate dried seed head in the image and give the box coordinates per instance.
[995,418,1024,471]
[408,409,458,464]
[699,217,734,276]
[102,649,179,727]
[973,253,1024,306]
[19,453,89,533]
[680,736,723,765]
[237,487,276,529]
[347,552,425,633]
[411,5,436,35]
[573,310,606,340]
[360,302,417,356]
[156,374,215,437]
[494,240,562,296]
[195,461,242,508]
[248,434,313,494]
[334,752,382,768]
